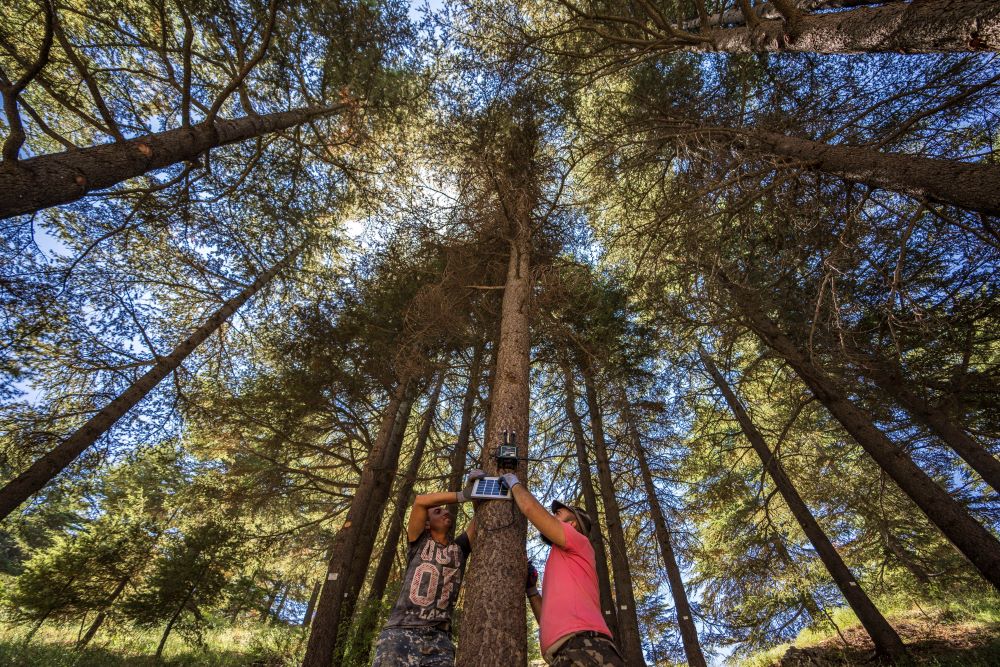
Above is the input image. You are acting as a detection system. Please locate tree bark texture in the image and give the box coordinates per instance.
[337,388,417,634]
[618,392,708,667]
[726,280,1000,590]
[368,371,445,605]
[680,0,886,31]
[334,386,417,663]
[346,373,443,667]
[0,104,347,219]
[579,362,646,666]
[699,347,907,659]
[303,377,415,667]
[670,123,1000,216]
[0,246,302,521]
[859,359,1000,492]
[561,361,620,640]
[456,237,531,667]
[302,581,321,627]
[694,0,1000,54]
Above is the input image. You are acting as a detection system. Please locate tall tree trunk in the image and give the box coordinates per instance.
[0,245,303,521]
[23,608,53,645]
[156,599,184,658]
[157,563,210,659]
[699,347,907,659]
[261,580,281,620]
[617,390,707,667]
[270,584,289,625]
[335,388,417,643]
[0,104,349,219]
[456,235,532,667]
[302,581,321,627]
[368,371,445,606]
[560,359,620,640]
[80,507,180,648]
[579,361,646,666]
[348,373,443,667]
[303,375,415,667]
[723,278,1000,589]
[690,0,999,54]
[77,576,130,648]
[228,597,246,625]
[857,357,1000,492]
[446,343,485,528]
[662,121,1000,215]
[680,0,886,31]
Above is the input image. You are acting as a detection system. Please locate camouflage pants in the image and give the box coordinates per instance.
[371,626,455,667]
[550,632,626,667]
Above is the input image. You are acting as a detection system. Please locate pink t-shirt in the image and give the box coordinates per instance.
[539,522,613,656]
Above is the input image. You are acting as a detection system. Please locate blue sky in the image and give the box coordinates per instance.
[408,0,446,22]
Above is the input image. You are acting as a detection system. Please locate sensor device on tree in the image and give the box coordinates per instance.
[468,430,522,500]
[468,476,513,500]
[495,430,519,469]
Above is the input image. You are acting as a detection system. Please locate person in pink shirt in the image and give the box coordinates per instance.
[500,472,626,666]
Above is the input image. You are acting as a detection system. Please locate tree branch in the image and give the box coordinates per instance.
[1,0,55,164]
[51,11,123,140]
[204,0,278,125]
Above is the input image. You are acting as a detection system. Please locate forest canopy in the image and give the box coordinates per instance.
[1,0,998,665]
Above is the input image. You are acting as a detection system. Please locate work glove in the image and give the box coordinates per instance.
[455,469,486,503]
[500,472,520,491]
[526,561,540,598]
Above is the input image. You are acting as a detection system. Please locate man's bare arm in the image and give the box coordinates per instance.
[406,471,486,543]
[406,491,460,542]
[529,593,542,623]
[465,516,477,545]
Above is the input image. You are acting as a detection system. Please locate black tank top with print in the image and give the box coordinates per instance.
[385,531,471,628]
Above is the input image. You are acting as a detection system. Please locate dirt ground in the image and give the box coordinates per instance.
[776,615,1000,666]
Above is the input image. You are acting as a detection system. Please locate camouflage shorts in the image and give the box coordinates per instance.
[371,626,455,667]
[550,632,626,667]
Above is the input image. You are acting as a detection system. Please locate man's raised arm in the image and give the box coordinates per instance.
[405,470,486,542]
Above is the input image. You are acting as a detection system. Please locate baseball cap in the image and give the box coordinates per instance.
[550,500,592,536]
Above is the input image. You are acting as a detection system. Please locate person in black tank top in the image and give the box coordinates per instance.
[371,470,485,666]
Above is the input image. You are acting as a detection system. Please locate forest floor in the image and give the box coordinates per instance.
[0,623,304,666]
[744,588,1000,666]
[776,614,1000,666]
[3,592,999,666]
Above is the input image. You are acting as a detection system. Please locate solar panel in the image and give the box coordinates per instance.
[469,476,513,500]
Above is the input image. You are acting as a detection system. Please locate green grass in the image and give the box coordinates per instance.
[7,589,1000,667]
[738,644,792,667]
[0,622,305,666]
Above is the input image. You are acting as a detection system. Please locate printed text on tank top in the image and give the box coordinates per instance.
[385,531,471,628]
